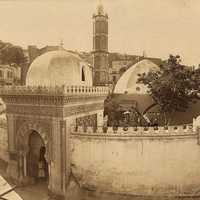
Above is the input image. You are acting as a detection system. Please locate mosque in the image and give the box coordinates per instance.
[22,1,200,127]
[1,2,200,200]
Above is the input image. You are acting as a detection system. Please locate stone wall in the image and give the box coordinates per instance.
[70,125,200,197]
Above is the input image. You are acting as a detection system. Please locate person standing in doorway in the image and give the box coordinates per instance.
[38,146,48,181]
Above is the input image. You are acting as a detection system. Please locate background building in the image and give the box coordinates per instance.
[0,64,21,85]
[108,53,162,85]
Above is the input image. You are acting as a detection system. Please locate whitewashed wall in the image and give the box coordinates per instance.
[71,134,200,195]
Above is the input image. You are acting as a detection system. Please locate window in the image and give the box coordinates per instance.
[0,70,3,78]
[81,67,85,82]
[95,36,101,50]
[7,71,13,79]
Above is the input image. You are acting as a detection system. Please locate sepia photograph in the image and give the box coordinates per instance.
[0,0,200,199]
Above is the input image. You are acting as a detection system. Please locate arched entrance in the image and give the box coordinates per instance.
[27,130,49,183]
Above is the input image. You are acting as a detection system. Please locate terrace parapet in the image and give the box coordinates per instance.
[71,124,195,138]
[0,85,109,96]
[0,85,109,106]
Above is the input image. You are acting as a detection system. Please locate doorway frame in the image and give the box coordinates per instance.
[16,121,50,185]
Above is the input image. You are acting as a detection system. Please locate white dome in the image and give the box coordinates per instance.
[114,59,159,94]
[26,50,93,87]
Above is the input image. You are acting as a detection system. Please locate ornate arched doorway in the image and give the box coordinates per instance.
[16,121,50,185]
[1,84,107,198]
[27,130,48,182]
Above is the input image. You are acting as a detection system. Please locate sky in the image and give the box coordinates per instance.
[0,0,200,65]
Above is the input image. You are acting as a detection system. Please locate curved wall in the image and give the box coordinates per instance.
[114,59,159,94]
[26,51,93,87]
[71,132,200,196]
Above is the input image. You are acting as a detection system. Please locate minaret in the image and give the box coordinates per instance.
[92,1,109,86]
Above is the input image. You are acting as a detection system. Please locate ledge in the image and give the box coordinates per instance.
[70,133,197,140]
[71,125,197,138]
[0,85,109,96]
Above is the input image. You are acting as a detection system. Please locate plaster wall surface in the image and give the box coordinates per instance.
[70,134,200,196]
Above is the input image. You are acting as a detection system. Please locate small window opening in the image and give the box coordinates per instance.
[136,87,140,91]
[82,67,85,81]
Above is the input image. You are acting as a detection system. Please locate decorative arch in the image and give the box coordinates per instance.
[16,121,50,161]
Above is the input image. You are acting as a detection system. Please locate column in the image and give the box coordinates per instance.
[65,117,75,185]
[18,151,24,181]
[23,154,27,177]
[60,120,66,194]
[7,114,15,152]
[6,114,18,180]
[49,117,65,198]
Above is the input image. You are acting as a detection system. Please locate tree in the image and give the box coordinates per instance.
[104,95,122,125]
[137,54,200,124]
[104,93,150,127]
[0,41,26,66]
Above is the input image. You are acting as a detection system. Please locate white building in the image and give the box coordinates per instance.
[0,64,21,85]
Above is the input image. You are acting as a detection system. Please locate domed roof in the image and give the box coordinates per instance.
[26,50,93,87]
[114,59,159,94]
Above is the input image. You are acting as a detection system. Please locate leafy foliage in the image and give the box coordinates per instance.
[104,95,122,125]
[0,40,27,66]
[104,94,149,126]
[137,55,200,114]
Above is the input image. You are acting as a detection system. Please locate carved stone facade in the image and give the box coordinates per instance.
[16,118,51,160]
[0,85,108,198]
[6,102,104,117]
[76,114,97,128]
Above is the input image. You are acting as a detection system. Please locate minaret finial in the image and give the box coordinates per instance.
[59,39,64,50]
[142,50,147,58]
[97,0,104,15]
